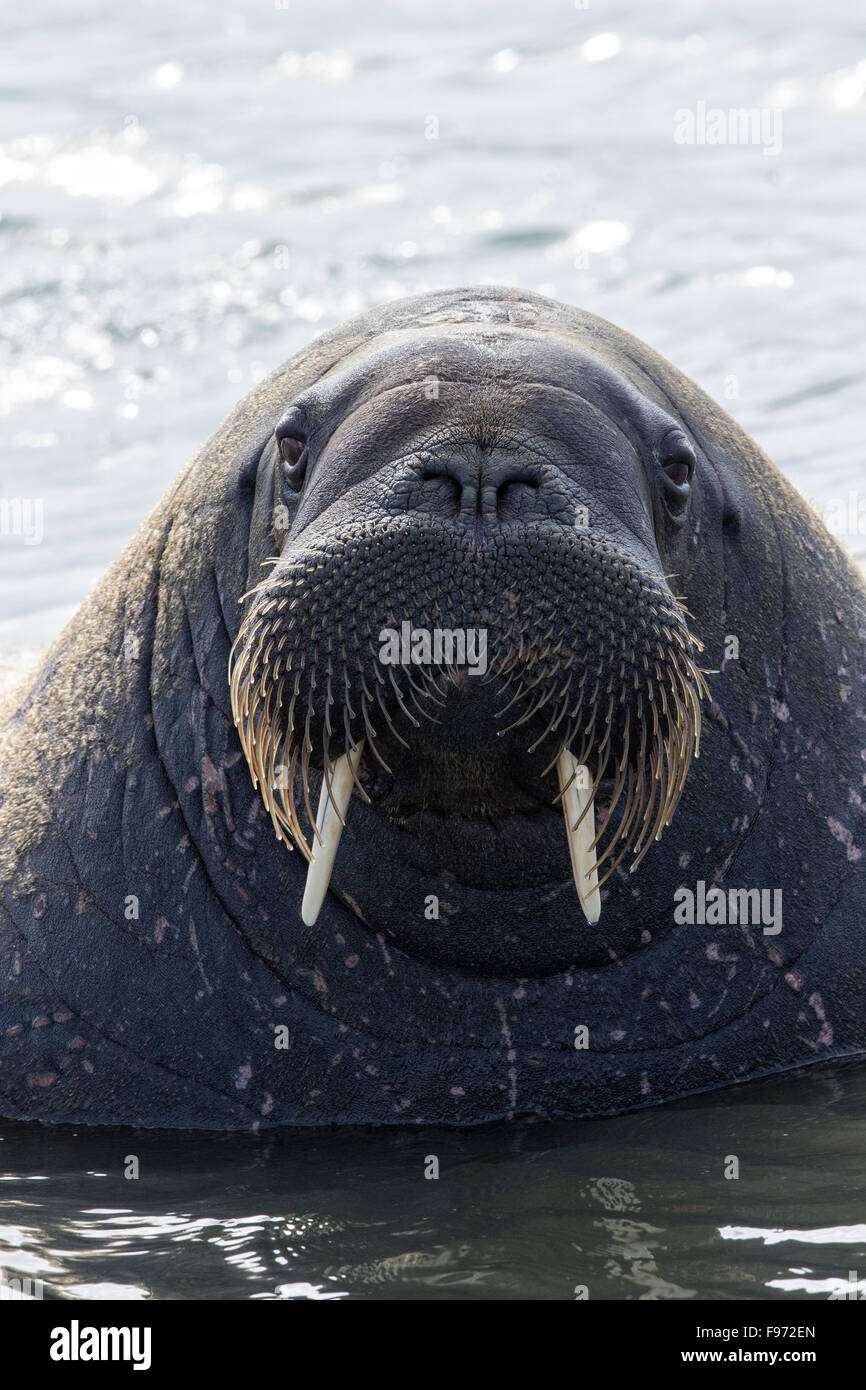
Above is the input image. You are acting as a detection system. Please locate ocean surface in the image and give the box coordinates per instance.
[1,0,865,1299]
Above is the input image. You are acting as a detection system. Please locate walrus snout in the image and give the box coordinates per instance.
[229,506,708,931]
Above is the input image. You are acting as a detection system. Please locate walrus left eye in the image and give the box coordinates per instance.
[659,433,695,493]
[278,434,308,492]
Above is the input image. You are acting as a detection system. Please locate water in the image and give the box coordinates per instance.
[1,0,865,1299]
[2,1064,866,1301]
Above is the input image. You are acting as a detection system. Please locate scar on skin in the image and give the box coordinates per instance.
[826,817,862,861]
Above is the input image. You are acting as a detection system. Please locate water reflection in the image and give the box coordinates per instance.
[1,1062,865,1299]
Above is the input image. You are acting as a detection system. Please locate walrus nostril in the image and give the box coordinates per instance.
[419,468,463,518]
[419,457,543,524]
[495,475,540,521]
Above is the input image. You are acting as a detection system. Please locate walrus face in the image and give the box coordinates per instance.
[230,328,708,974]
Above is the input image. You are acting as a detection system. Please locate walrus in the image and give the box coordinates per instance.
[1,286,864,1130]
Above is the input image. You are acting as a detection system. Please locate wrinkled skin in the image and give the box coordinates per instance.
[1,287,864,1130]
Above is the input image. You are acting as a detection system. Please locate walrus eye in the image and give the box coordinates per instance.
[279,434,308,492]
[663,456,690,487]
[659,433,695,495]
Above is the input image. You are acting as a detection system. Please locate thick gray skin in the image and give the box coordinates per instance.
[1,286,864,1130]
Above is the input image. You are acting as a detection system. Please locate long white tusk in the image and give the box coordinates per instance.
[556,749,601,925]
[301,740,365,926]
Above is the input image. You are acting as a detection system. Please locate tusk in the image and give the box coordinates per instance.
[301,740,365,926]
[556,749,601,925]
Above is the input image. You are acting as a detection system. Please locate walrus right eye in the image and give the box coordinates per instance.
[278,434,308,491]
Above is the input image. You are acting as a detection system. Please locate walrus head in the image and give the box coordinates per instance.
[229,326,709,974]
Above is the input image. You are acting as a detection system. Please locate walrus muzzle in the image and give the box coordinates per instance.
[229,512,708,927]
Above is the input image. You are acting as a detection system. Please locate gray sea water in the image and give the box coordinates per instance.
[1,0,865,1300]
